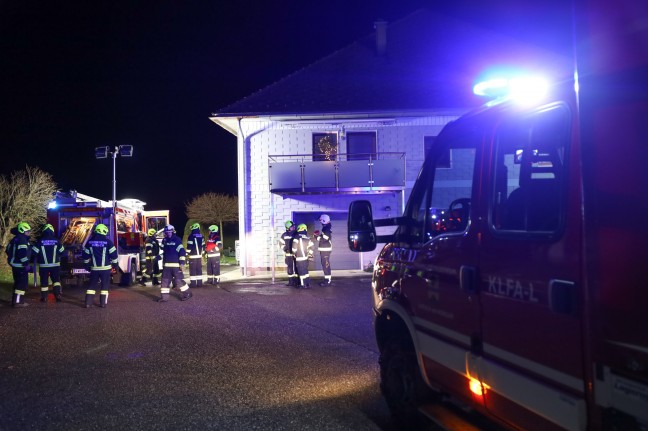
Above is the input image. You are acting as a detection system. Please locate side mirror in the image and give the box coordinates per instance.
[347,200,377,252]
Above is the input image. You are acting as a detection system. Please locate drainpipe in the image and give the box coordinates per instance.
[237,118,248,277]
[374,20,388,56]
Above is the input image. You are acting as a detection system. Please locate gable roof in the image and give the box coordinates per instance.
[212,9,570,122]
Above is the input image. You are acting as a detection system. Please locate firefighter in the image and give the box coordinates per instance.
[158,224,192,302]
[292,223,313,288]
[279,220,298,286]
[186,223,204,287]
[205,225,222,285]
[140,228,161,286]
[5,222,33,307]
[314,214,333,286]
[31,224,65,302]
[82,224,118,308]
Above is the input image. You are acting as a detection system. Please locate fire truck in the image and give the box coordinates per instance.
[348,2,648,430]
[46,190,169,286]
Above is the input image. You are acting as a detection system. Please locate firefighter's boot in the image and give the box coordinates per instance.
[12,292,29,307]
[99,290,109,308]
[158,287,170,302]
[40,287,49,302]
[138,277,147,286]
[85,290,95,308]
[53,283,63,302]
[181,289,193,301]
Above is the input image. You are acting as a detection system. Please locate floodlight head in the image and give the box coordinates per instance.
[95,146,109,159]
[118,145,133,157]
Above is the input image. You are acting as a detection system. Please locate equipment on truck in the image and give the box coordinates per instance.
[47,190,169,286]
[347,2,648,430]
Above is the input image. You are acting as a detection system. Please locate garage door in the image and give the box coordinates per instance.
[292,212,360,271]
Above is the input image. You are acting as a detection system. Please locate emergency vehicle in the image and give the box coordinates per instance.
[47,190,169,286]
[347,2,648,430]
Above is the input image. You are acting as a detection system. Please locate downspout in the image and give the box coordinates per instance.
[237,117,248,277]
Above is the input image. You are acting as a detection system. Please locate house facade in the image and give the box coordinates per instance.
[210,10,564,276]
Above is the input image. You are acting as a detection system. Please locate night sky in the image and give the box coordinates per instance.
[0,1,569,229]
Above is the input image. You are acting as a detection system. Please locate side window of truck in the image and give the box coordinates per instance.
[403,124,479,244]
[491,104,570,234]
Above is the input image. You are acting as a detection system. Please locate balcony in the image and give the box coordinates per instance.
[268,152,405,194]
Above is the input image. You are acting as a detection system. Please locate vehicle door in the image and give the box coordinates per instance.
[397,120,484,400]
[476,102,586,431]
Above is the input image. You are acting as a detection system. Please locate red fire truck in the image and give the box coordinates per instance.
[47,190,169,286]
[348,2,648,430]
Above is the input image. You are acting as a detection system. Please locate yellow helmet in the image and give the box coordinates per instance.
[95,224,109,235]
[297,223,307,232]
[148,228,157,236]
[208,225,218,233]
[43,224,55,232]
[17,222,31,234]
[191,223,200,230]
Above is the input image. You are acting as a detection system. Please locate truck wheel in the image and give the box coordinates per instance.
[120,260,138,286]
[379,336,429,427]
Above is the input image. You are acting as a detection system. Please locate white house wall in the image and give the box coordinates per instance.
[236,115,459,274]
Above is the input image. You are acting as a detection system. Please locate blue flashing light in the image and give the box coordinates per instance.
[47,201,57,209]
[473,75,549,104]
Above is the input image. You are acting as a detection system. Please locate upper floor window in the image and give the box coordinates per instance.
[425,136,450,168]
[313,133,338,161]
[347,131,376,161]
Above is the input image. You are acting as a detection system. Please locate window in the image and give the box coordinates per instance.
[347,131,376,160]
[402,126,478,245]
[491,105,570,233]
[424,136,450,168]
[313,133,338,161]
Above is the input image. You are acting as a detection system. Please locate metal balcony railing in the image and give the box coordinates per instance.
[268,152,405,193]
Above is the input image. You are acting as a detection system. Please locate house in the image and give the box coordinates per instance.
[209,9,568,276]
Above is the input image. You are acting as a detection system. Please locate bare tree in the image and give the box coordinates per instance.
[185,193,238,244]
[0,166,57,249]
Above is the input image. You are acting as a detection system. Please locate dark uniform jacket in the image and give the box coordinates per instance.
[186,229,204,258]
[292,232,313,261]
[82,234,118,271]
[162,234,186,267]
[6,232,31,268]
[315,224,332,252]
[31,230,64,268]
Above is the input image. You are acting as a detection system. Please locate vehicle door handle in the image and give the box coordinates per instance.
[460,265,479,294]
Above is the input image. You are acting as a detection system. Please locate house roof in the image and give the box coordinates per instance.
[211,9,570,122]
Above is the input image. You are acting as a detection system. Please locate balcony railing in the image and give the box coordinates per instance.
[268,152,405,193]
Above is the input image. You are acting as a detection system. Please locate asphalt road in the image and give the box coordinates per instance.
[0,271,417,431]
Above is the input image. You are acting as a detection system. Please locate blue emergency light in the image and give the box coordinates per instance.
[473,75,548,104]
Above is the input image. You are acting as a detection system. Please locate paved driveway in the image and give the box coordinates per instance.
[0,271,416,431]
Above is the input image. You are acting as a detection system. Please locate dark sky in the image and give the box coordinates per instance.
[0,1,570,229]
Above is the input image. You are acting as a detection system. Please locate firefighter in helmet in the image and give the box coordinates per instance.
[31,224,65,302]
[314,214,333,286]
[140,228,161,286]
[279,220,298,286]
[82,223,118,308]
[291,223,313,288]
[5,222,33,307]
[158,224,192,302]
[205,225,222,285]
[186,223,205,287]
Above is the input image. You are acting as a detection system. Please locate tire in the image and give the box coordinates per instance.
[120,259,138,286]
[379,336,431,428]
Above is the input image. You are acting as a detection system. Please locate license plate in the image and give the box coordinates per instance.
[72,268,90,274]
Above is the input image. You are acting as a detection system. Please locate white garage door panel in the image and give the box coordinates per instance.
[292,212,360,271]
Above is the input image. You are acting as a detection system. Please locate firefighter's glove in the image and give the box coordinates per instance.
[84,263,92,272]
[313,230,320,237]
[24,264,33,273]
[112,263,119,271]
